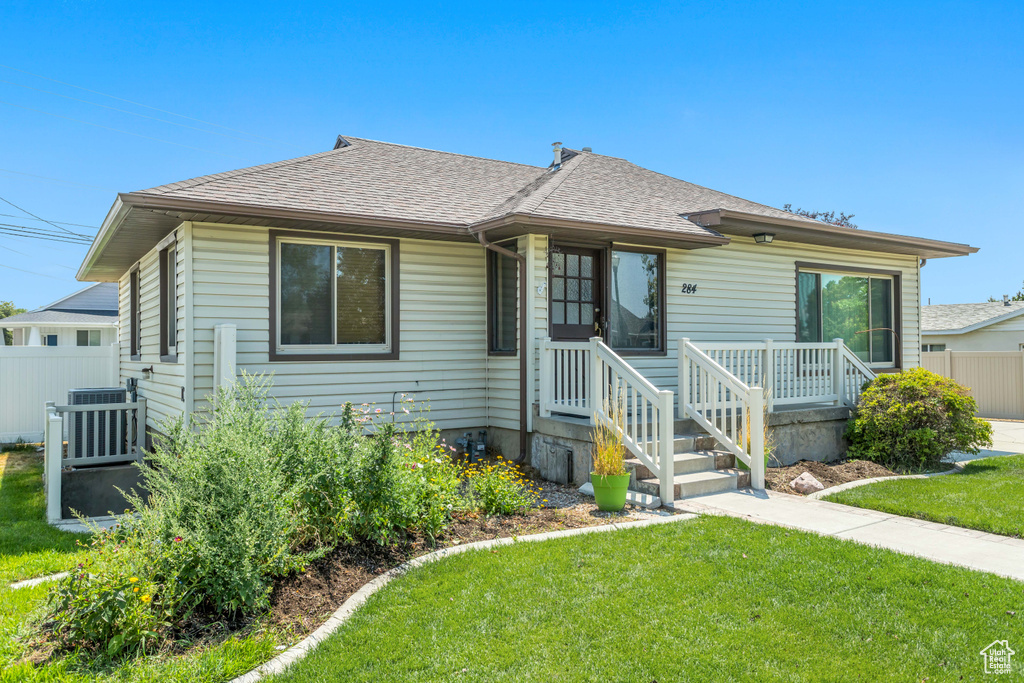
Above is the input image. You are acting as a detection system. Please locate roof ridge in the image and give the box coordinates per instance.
[342,136,546,171]
[516,152,587,214]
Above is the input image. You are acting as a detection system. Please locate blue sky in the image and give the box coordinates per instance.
[0,0,1021,309]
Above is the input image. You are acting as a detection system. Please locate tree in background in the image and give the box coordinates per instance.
[0,300,26,345]
[783,204,858,229]
[987,281,1024,303]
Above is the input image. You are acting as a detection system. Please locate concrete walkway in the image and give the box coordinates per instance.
[950,419,1024,462]
[672,489,1024,582]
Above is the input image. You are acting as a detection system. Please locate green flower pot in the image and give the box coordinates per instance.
[590,472,631,512]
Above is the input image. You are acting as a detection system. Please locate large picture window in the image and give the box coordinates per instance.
[487,246,518,355]
[797,267,897,366]
[609,248,664,353]
[272,233,397,359]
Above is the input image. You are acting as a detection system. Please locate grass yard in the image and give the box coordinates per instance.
[0,450,280,682]
[271,516,1024,683]
[825,454,1024,538]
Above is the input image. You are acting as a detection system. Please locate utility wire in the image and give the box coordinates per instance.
[0,100,248,161]
[0,261,72,281]
[0,64,298,148]
[0,78,284,149]
[0,194,82,236]
[0,213,97,229]
[0,223,91,241]
[0,168,116,192]
[0,229,91,246]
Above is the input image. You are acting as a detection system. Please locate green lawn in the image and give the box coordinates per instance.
[825,454,1024,538]
[270,516,1024,683]
[0,450,280,682]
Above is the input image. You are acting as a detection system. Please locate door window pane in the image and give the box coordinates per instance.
[552,277,564,299]
[581,255,593,277]
[870,278,893,364]
[488,249,517,353]
[336,246,387,345]
[280,243,332,345]
[797,272,821,343]
[567,254,579,277]
[551,252,565,276]
[609,250,662,351]
[552,302,565,325]
[567,303,579,325]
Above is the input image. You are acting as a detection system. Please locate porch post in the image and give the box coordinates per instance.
[539,337,552,418]
[832,338,845,406]
[748,387,766,490]
[678,338,689,420]
[762,338,775,412]
[589,336,602,417]
[658,390,675,503]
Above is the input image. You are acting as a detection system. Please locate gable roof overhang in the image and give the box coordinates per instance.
[469,213,730,250]
[686,209,978,260]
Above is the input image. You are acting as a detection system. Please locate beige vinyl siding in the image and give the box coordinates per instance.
[923,313,1024,352]
[190,223,490,430]
[483,236,528,431]
[117,224,187,430]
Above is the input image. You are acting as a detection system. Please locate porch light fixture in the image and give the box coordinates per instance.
[753,232,775,244]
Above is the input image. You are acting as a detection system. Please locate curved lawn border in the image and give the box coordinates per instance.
[807,462,965,500]
[229,512,698,683]
[8,572,69,590]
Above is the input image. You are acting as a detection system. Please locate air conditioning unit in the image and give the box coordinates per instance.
[68,387,128,461]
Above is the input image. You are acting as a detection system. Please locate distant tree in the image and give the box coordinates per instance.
[987,282,1024,303]
[783,204,858,229]
[0,300,26,345]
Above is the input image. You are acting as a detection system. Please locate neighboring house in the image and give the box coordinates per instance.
[67,136,977,502]
[921,299,1024,352]
[0,282,118,347]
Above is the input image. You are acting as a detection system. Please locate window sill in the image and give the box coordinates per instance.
[615,348,666,357]
[269,349,399,362]
[130,354,141,362]
[488,350,517,357]
[160,354,178,363]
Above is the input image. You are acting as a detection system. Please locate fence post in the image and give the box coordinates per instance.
[763,338,775,412]
[748,387,766,490]
[944,348,953,378]
[213,324,237,398]
[589,336,603,419]
[678,338,690,419]
[832,338,845,406]
[659,390,675,504]
[44,403,62,523]
[539,337,552,418]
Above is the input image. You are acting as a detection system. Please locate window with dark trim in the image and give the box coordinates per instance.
[270,231,399,361]
[129,267,141,359]
[487,246,518,355]
[159,244,177,361]
[77,329,100,346]
[608,248,664,353]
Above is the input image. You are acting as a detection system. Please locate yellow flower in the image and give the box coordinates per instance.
[133,587,139,593]
[129,577,138,583]
[141,594,152,603]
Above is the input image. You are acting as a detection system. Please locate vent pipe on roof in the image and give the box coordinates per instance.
[552,142,562,168]
[582,146,592,153]
[1004,295,1011,307]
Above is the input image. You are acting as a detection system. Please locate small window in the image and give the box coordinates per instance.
[130,268,141,358]
[273,233,397,358]
[44,334,58,346]
[609,249,664,352]
[160,244,177,360]
[487,246,518,355]
[922,344,946,353]
[77,329,101,346]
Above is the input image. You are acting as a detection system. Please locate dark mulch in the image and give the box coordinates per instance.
[765,459,897,495]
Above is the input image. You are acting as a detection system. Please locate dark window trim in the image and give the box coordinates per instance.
[268,229,400,362]
[486,241,518,357]
[159,242,177,363]
[606,244,667,357]
[794,261,903,371]
[129,263,141,361]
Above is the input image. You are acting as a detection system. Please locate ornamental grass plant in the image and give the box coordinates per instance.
[591,396,627,477]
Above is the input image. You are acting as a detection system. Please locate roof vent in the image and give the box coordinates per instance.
[552,142,563,168]
[1005,295,1011,307]
[582,146,592,153]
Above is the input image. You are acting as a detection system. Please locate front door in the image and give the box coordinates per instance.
[549,246,603,341]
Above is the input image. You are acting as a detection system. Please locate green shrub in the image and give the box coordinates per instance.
[463,458,540,515]
[845,367,993,470]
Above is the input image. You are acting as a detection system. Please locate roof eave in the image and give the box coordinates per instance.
[923,305,1024,335]
[469,213,730,249]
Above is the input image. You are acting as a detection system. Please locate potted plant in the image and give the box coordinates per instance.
[590,399,630,512]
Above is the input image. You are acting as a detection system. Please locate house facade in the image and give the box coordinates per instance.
[75,137,976,477]
[922,301,1024,352]
[0,282,118,347]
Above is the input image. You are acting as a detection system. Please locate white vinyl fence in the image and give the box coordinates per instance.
[922,350,1024,420]
[0,344,120,443]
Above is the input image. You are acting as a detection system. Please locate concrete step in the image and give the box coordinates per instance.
[639,433,719,453]
[625,449,736,480]
[578,481,662,509]
[635,469,741,499]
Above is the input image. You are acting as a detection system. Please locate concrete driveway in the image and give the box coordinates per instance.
[950,419,1024,462]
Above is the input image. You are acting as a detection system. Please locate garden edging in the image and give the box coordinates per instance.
[807,462,965,500]
[229,511,698,683]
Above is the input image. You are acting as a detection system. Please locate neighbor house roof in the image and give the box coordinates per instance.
[77,136,979,281]
[0,282,118,328]
[922,302,1024,335]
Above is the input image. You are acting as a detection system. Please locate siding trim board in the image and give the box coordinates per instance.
[267,229,401,362]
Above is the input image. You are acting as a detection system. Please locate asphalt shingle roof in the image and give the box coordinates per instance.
[0,310,117,326]
[922,302,1024,332]
[135,137,825,238]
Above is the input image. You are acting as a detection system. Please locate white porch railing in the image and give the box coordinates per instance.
[540,337,675,502]
[692,338,876,410]
[678,340,766,489]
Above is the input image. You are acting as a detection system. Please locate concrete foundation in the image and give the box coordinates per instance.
[529,412,596,486]
[61,463,148,519]
[768,405,851,465]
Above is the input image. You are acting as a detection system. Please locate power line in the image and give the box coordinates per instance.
[0,194,81,235]
[0,228,91,245]
[0,168,116,192]
[0,78,285,149]
[0,100,249,161]
[0,213,97,229]
[0,223,91,241]
[0,64,298,148]
[0,261,73,281]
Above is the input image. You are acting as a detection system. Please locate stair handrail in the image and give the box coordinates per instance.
[838,343,877,407]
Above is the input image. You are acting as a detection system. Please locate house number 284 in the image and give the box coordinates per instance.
[680,283,698,294]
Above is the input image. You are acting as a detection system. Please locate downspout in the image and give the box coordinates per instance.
[476,231,529,464]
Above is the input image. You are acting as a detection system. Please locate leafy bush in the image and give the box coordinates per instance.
[463,458,540,515]
[845,367,993,470]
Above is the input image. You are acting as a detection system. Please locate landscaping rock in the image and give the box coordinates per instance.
[790,472,825,494]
